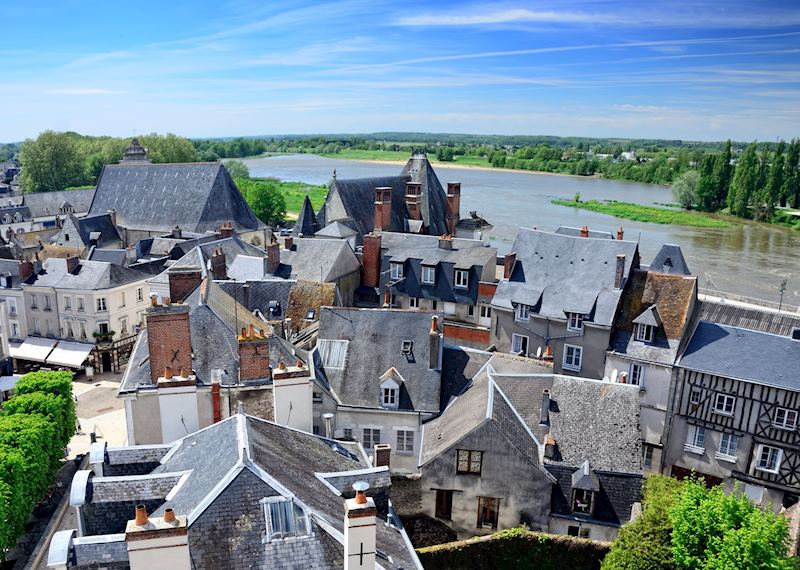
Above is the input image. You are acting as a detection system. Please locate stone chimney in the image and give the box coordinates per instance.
[344,482,377,570]
[438,234,453,250]
[238,325,271,382]
[373,187,392,232]
[580,225,589,238]
[539,389,551,426]
[172,225,182,239]
[210,249,227,280]
[405,182,421,221]
[66,256,80,275]
[361,233,382,289]
[503,252,516,280]
[446,182,461,235]
[19,258,34,282]
[219,222,234,239]
[616,226,624,240]
[146,300,192,385]
[125,506,190,570]
[266,238,280,275]
[615,254,626,290]
[429,316,440,370]
[373,444,391,469]
[544,433,557,460]
[272,360,313,433]
[168,270,202,303]
[284,236,294,250]
[107,209,117,227]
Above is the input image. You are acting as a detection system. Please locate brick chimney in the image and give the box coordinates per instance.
[615,254,626,290]
[373,444,391,469]
[429,315,440,370]
[266,238,280,275]
[446,182,461,235]
[19,258,34,282]
[344,482,377,570]
[272,361,313,433]
[373,187,392,232]
[438,234,453,250]
[616,226,624,240]
[580,225,589,238]
[66,255,80,274]
[211,379,222,423]
[405,182,421,221]
[146,301,192,384]
[219,222,234,239]
[284,236,294,250]
[503,252,516,280]
[238,325,271,382]
[361,233,381,288]
[168,270,202,304]
[210,248,227,280]
[125,506,190,570]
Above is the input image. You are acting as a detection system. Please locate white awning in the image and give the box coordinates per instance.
[10,337,58,363]
[46,341,95,368]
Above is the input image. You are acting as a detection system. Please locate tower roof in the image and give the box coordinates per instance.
[121,138,151,164]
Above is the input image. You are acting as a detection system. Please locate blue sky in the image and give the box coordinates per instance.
[3,1,800,141]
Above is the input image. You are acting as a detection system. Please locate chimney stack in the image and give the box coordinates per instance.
[168,270,202,303]
[446,182,461,235]
[539,389,551,426]
[284,236,294,250]
[146,302,192,385]
[503,252,517,280]
[344,482,377,570]
[172,225,182,239]
[405,182,422,221]
[615,254,626,290]
[429,316,440,370]
[125,506,190,570]
[580,225,589,238]
[544,433,557,460]
[66,255,80,274]
[616,226,624,240]
[238,326,271,382]
[211,379,222,423]
[438,234,453,250]
[361,233,382,289]
[272,361,313,433]
[373,187,392,232]
[210,248,227,280]
[373,444,391,469]
[322,412,335,439]
[219,222,234,239]
[266,238,280,275]
[19,257,34,282]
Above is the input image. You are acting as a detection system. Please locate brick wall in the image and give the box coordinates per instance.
[146,305,192,384]
[362,233,381,288]
[444,323,490,347]
[238,339,271,382]
[168,271,202,303]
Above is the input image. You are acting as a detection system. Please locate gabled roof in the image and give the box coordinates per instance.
[492,228,639,327]
[280,238,360,282]
[69,212,121,246]
[23,188,95,218]
[648,244,691,275]
[29,257,151,290]
[632,305,662,327]
[316,220,357,239]
[294,195,319,236]
[89,162,264,233]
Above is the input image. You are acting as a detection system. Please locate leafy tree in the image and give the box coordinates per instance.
[783,138,800,208]
[672,170,700,210]
[694,155,719,212]
[436,147,454,162]
[728,143,758,217]
[2,392,76,451]
[138,133,196,163]
[223,159,250,179]
[19,131,86,192]
[714,140,733,209]
[14,370,73,400]
[235,178,287,223]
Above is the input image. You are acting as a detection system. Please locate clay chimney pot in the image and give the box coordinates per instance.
[164,366,173,380]
[278,362,286,370]
[134,504,148,526]
[163,508,176,524]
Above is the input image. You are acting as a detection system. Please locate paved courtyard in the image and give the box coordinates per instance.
[68,371,128,458]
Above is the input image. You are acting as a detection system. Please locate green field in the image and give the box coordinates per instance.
[552,199,734,229]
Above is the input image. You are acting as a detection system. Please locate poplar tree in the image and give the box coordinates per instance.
[695,154,719,212]
[713,140,732,210]
[783,138,800,208]
[728,143,758,217]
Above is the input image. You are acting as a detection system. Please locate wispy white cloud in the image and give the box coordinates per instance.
[397,8,626,27]
[45,88,124,95]
[240,37,374,66]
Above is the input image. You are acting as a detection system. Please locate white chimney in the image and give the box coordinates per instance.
[156,368,200,443]
[125,506,191,570]
[272,361,313,433]
[344,482,377,570]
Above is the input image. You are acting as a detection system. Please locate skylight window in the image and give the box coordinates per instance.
[262,497,309,541]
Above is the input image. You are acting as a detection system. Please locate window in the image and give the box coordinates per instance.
[468,305,475,317]
[7,299,16,316]
[136,288,144,302]
[480,306,492,318]
[568,526,590,539]
[689,388,702,410]
[717,433,738,461]
[408,297,419,309]
[63,296,71,310]
[262,497,308,541]
[456,449,482,475]
[454,269,469,289]
[382,386,398,408]
[563,344,582,371]
[44,296,51,311]
[435,490,453,520]
[390,262,403,280]
[515,303,530,322]
[685,425,705,453]
[635,323,654,342]
[66,321,73,338]
[567,312,584,331]
[30,294,37,309]
[79,322,86,339]
[421,265,435,285]
[773,407,798,430]
[120,317,128,335]
[312,391,323,403]
[313,425,320,435]
[757,445,782,473]
[431,300,438,311]
[713,394,735,416]
[397,430,414,453]
[46,320,53,336]
[10,322,18,338]
[343,428,353,440]
[477,497,500,530]
[98,322,109,334]
[643,444,655,469]
[119,292,126,307]
[363,428,381,450]
[33,318,39,334]
[572,489,594,514]
[629,363,645,387]
[511,333,528,356]
[96,297,107,312]
[77,297,85,312]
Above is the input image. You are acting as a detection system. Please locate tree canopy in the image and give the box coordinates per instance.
[223,159,250,179]
[235,178,287,223]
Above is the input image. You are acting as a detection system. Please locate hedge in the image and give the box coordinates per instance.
[416,527,610,570]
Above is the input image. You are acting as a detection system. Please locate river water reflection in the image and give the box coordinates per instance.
[243,154,799,307]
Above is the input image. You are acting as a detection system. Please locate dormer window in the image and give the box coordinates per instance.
[261,497,309,541]
[572,489,594,514]
[379,368,403,409]
[390,262,404,280]
[515,304,530,322]
[567,312,585,331]
[635,323,653,343]
[454,269,469,289]
[422,265,435,285]
[382,386,398,407]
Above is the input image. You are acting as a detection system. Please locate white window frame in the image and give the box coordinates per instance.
[363,428,381,449]
[756,445,782,473]
[684,425,705,454]
[713,393,735,417]
[511,333,528,356]
[454,269,469,289]
[136,287,144,303]
[515,304,530,322]
[44,296,51,310]
[390,262,403,280]
[635,323,653,342]
[408,297,419,309]
[773,407,798,430]
[33,318,40,334]
[480,305,492,318]
[397,430,414,454]
[643,444,654,469]
[30,293,37,309]
[77,297,85,312]
[629,363,645,388]
[716,432,738,463]
[96,297,107,312]
[261,497,309,542]
[563,344,582,371]
[63,296,71,310]
[381,386,398,408]
[421,265,435,285]
[567,312,584,331]
[119,291,126,308]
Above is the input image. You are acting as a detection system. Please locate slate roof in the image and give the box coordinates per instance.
[549,466,643,526]
[316,307,443,412]
[89,162,264,233]
[439,345,492,412]
[678,321,800,391]
[293,195,319,236]
[23,188,95,218]
[316,220,358,239]
[696,299,800,336]
[492,228,639,327]
[0,259,24,288]
[71,213,121,246]
[555,226,614,239]
[29,257,152,290]
[88,248,128,266]
[279,238,361,282]
[218,279,294,318]
[648,244,691,275]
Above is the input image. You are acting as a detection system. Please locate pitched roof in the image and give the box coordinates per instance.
[648,244,691,275]
[89,162,264,233]
[218,279,295,318]
[696,299,800,336]
[679,321,800,391]
[30,257,151,290]
[316,307,443,412]
[70,213,121,246]
[293,195,319,236]
[555,226,614,239]
[316,220,357,239]
[23,188,95,218]
[492,228,639,326]
[279,238,361,282]
[285,280,336,325]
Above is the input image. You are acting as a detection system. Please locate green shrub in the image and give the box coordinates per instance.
[14,370,73,400]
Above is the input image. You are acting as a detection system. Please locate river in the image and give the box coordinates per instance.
[243,153,799,308]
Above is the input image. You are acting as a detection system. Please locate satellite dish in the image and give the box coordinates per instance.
[353,481,370,493]
[610,369,619,383]
[535,346,542,358]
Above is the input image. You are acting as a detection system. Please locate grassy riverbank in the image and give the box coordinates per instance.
[320,148,493,168]
[552,199,734,229]
[249,178,327,215]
